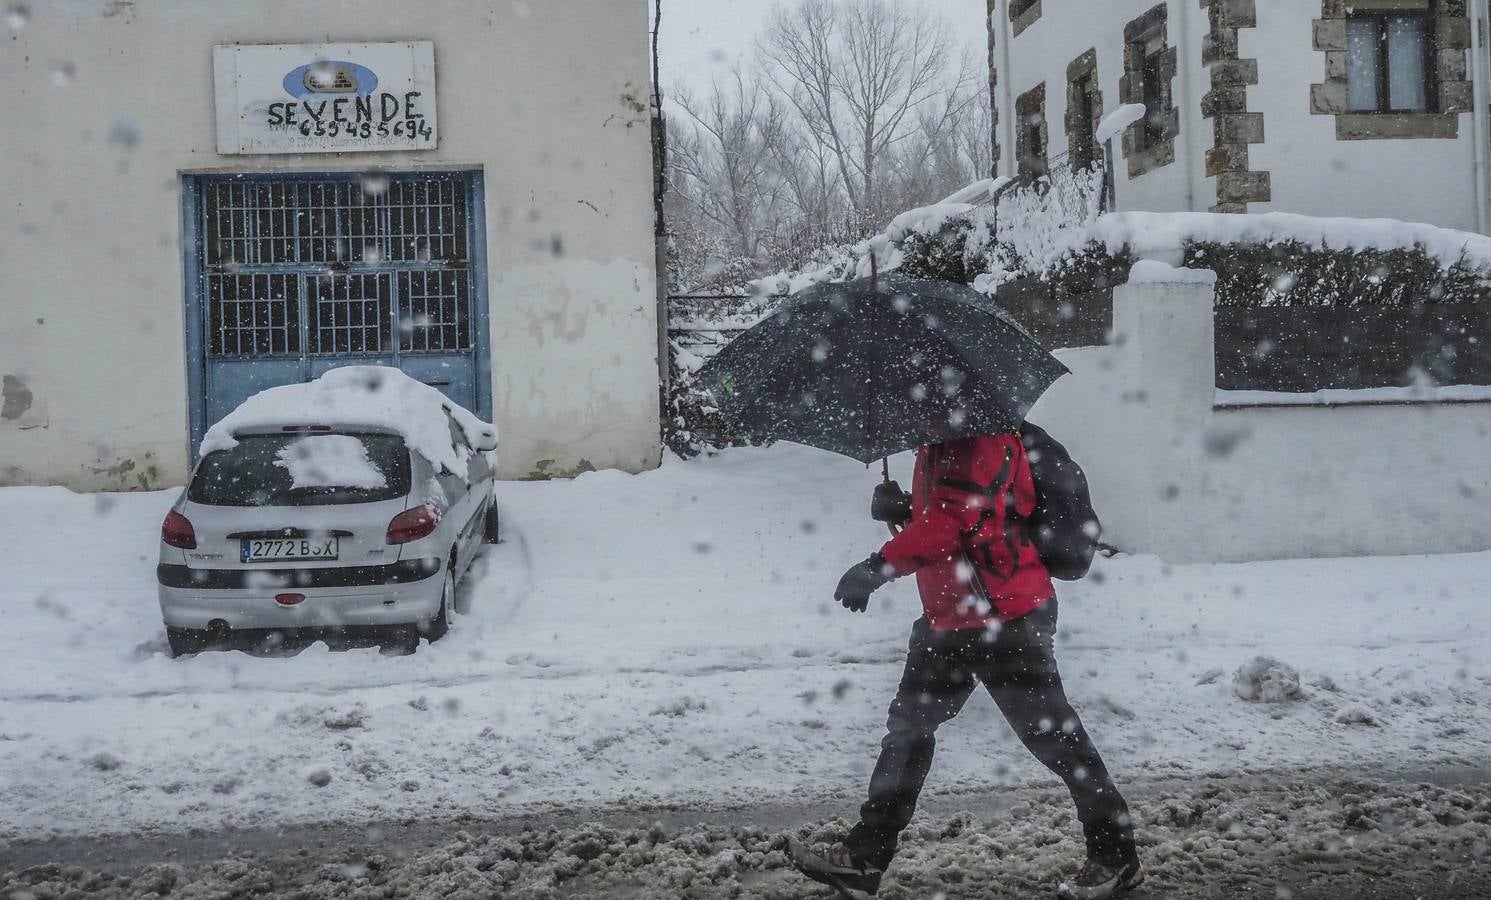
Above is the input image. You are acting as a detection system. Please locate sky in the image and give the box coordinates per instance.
[656,0,987,93]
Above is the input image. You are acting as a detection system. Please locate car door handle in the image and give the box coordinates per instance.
[423,380,452,387]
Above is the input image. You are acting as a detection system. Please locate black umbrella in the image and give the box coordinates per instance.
[697,273,1068,463]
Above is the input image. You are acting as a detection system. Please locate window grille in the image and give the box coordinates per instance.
[199,174,474,359]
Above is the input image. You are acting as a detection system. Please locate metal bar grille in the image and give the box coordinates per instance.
[204,176,468,268]
[202,174,473,358]
[208,273,300,356]
[398,269,472,352]
[308,272,392,355]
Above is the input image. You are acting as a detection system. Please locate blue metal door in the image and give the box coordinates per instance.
[182,171,490,455]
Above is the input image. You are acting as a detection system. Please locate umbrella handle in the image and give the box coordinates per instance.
[881,457,902,537]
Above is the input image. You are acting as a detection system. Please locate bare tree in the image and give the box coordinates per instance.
[758,0,970,225]
[885,71,991,208]
[667,69,787,265]
[662,0,986,290]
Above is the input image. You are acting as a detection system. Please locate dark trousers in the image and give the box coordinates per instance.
[846,601,1135,868]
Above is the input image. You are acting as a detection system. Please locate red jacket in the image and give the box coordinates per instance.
[879,433,1054,631]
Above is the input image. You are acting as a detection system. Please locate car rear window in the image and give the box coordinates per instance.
[188,432,411,507]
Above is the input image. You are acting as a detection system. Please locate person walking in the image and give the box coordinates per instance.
[789,429,1143,899]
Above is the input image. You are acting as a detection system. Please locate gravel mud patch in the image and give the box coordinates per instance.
[6,771,1491,898]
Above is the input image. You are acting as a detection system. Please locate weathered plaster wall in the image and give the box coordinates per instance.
[0,0,661,491]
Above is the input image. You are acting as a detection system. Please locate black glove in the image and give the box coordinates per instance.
[835,552,895,613]
[870,480,912,526]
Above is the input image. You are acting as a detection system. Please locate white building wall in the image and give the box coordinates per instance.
[1243,2,1481,231]
[1177,0,1216,213]
[0,0,661,491]
[995,0,1208,213]
[1029,269,1491,563]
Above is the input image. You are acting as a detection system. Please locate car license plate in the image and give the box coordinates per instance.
[240,536,339,563]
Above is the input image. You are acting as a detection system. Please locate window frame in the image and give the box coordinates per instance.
[1009,0,1042,37]
[1119,3,1176,177]
[1345,10,1437,114]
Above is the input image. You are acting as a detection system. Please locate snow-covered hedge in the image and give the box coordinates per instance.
[1187,241,1491,307]
[749,173,1491,308]
[894,207,1491,309]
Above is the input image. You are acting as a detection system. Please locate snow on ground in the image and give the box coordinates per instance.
[1,444,1489,842]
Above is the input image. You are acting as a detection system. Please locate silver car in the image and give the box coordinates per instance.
[157,420,498,656]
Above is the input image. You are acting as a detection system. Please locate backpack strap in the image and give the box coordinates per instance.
[935,446,1014,540]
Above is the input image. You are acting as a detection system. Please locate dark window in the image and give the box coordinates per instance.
[189,432,411,507]
[1135,32,1168,146]
[1026,119,1045,165]
[1070,73,1099,171]
[1011,0,1038,17]
[1015,84,1048,179]
[1346,12,1434,112]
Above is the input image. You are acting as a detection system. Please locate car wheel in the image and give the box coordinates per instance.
[422,564,455,642]
[166,627,209,658]
[483,498,501,544]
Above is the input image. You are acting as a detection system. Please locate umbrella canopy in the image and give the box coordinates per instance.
[697,274,1068,463]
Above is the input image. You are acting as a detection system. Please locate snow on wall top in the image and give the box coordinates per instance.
[1090,211,1491,270]
[200,366,498,479]
[1128,259,1219,285]
[1095,103,1147,145]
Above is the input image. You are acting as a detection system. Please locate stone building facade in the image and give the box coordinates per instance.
[987,0,1491,231]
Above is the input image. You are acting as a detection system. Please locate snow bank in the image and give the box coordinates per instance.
[1092,211,1491,270]
[749,178,1011,297]
[1233,656,1304,703]
[200,366,498,479]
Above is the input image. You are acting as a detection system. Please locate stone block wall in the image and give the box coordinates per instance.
[1201,0,1269,212]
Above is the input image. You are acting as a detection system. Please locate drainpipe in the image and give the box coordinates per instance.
[998,1,1017,180]
[1173,0,1199,211]
[1471,0,1491,234]
[651,0,671,403]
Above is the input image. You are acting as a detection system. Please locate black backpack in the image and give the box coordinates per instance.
[1019,422,1100,581]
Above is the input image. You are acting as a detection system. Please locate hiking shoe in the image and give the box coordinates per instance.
[1057,857,1145,899]
[788,838,884,895]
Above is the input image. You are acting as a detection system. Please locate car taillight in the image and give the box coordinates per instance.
[387,504,441,545]
[162,510,197,549]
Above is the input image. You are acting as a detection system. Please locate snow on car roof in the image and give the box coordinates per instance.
[200,366,498,480]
